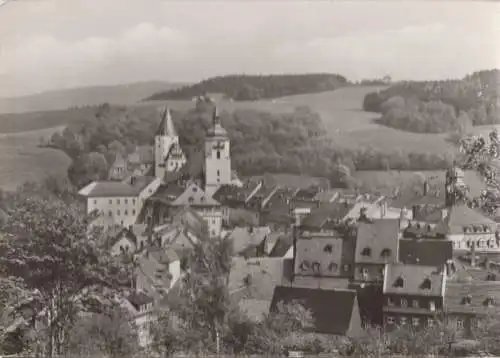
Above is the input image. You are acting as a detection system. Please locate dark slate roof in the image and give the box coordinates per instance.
[354,219,400,264]
[294,188,319,201]
[107,227,138,249]
[127,291,154,310]
[269,234,294,257]
[300,203,354,231]
[445,204,497,235]
[383,263,446,297]
[172,183,220,207]
[412,205,446,223]
[398,238,453,266]
[270,286,359,336]
[150,182,186,203]
[446,280,500,316]
[402,220,447,239]
[80,181,139,197]
[157,107,178,137]
[227,226,271,255]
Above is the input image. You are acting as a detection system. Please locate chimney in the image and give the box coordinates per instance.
[423,180,429,196]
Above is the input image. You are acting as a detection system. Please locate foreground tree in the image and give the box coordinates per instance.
[0,195,132,357]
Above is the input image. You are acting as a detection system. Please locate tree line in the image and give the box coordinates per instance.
[48,103,457,190]
[144,73,348,101]
[363,69,499,133]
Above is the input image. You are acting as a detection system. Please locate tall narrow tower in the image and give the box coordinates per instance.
[154,107,180,180]
[445,165,466,207]
[205,106,231,196]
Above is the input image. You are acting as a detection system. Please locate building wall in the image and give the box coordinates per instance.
[168,260,181,289]
[294,236,345,277]
[383,294,443,330]
[154,134,178,180]
[110,237,136,256]
[354,263,385,283]
[87,195,139,228]
[449,232,500,253]
[205,136,232,192]
[196,206,223,238]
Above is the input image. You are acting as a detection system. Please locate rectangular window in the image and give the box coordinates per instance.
[125,210,128,216]
[108,211,112,217]
[133,199,136,205]
[117,199,120,205]
[457,319,464,329]
[387,316,395,325]
[217,151,221,159]
[94,199,97,204]
[400,317,407,325]
[125,199,128,204]
[401,298,408,308]
[132,210,136,215]
[427,318,434,327]
[117,210,121,216]
[413,300,420,308]
[429,300,436,312]
[217,170,220,176]
[109,199,112,204]
[387,297,395,306]
[412,317,420,326]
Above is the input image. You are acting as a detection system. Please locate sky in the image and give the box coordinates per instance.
[0,0,499,97]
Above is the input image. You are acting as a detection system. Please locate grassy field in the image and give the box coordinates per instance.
[0,126,71,191]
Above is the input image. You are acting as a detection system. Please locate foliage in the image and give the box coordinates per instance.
[67,308,139,358]
[144,73,348,101]
[0,194,132,356]
[363,69,499,130]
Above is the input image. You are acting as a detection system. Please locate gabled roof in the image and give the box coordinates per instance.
[107,227,138,249]
[149,182,186,204]
[398,238,452,266]
[227,226,271,255]
[383,263,445,297]
[445,280,500,315]
[269,234,294,257]
[157,107,178,137]
[300,202,354,231]
[172,183,220,207]
[127,291,154,311]
[355,219,400,264]
[270,286,360,336]
[445,204,497,235]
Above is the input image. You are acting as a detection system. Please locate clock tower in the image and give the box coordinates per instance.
[205,106,231,196]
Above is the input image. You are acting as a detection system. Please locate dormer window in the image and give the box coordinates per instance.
[311,261,321,273]
[328,262,338,272]
[484,296,496,307]
[420,278,432,290]
[464,227,471,234]
[361,247,372,257]
[426,224,432,232]
[461,294,472,305]
[323,244,333,253]
[380,248,392,259]
[188,197,194,204]
[394,276,404,288]
[299,260,310,271]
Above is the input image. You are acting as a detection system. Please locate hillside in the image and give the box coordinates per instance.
[144,73,348,101]
[362,69,500,133]
[0,81,186,114]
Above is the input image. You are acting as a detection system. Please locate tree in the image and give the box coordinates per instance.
[67,307,139,358]
[68,151,109,187]
[0,195,132,357]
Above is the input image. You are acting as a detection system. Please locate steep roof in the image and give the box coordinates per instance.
[157,107,178,137]
[300,203,354,231]
[270,286,360,336]
[383,263,446,297]
[227,226,271,255]
[229,257,292,301]
[445,280,500,315]
[172,183,220,207]
[398,238,453,266]
[445,204,497,235]
[149,182,186,204]
[269,234,294,257]
[354,219,400,264]
[207,106,228,137]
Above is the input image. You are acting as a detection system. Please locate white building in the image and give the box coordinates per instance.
[79,176,161,229]
[154,107,187,181]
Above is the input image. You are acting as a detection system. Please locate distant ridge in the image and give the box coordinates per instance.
[0,81,187,114]
[144,73,348,102]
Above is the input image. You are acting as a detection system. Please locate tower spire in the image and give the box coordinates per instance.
[157,106,177,136]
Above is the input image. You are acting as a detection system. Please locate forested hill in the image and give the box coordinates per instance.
[362,69,500,133]
[144,73,348,101]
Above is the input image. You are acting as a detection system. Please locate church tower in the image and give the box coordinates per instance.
[445,165,466,207]
[205,106,231,196]
[154,107,185,181]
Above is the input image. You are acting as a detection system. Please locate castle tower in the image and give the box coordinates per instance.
[205,106,231,196]
[154,107,183,180]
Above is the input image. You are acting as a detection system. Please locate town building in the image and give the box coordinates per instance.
[382,263,447,330]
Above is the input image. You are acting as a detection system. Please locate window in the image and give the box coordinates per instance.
[394,276,404,288]
[311,262,321,273]
[400,317,407,325]
[125,210,128,216]
[462,295,472,305]
[217,151,221,159]
[361,247,372,257]
[328,262,338,272]
[109,199,112,204]
[387,316,395,325]
[387,297,395,306]
[427,318,434,327]
[361,267,368,276]
[125,199,128,204]
[117,210,121,216]
[212,219,216,225]
[217,170,220,177]
[421,278,432,290]
[429,300,436,312]
[401,298,408,308]
[412,317,420,326]
[133,199,136,205]
[117,199,120,204]
[380,248,392,258]
[323,244,333,253]
[94,199,97,204]
[108,211,112,217]
[457,319,464,329]
[413,300,420,308]
[121,220,124,226]
[343,264,350,272]
[132,210,136,215]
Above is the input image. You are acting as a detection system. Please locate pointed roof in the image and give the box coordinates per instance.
[157,107,177,137]
[208,105,228,138]
[444,204,497,235]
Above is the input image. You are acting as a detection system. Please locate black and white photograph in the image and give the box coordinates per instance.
[0,0,499,357]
